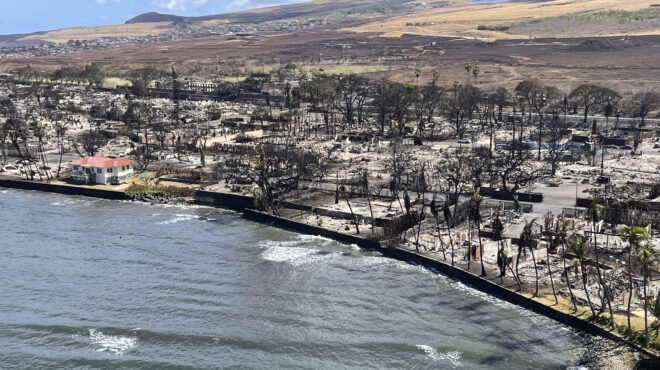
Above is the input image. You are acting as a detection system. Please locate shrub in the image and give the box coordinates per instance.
[477,24,511,32]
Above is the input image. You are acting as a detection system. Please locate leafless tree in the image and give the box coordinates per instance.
[218,144,323,216]
[490,142,546,210]
[569,84,619,127]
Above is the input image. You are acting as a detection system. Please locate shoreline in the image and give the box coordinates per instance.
[1,178,658,363]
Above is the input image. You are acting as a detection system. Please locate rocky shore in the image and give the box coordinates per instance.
[128,192,195,206]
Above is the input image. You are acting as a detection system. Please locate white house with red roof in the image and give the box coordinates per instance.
[70,156,135,185]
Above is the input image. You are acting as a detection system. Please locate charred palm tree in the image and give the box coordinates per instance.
[558,216,578,312]
[468,194,485,275]
[340,185,359,235]
[361,170,375,234]
[489,212,520,289]
[619,225,648,334]
[638,242,658,346]
[542,213,558,305]
[493,213,505,283]
[587,198,614,329]
[54,120,67,178]
[430,198,447,261]
[470,195,486,277]
[569,235,596,318]
[443,201,455,266]
[518,218,540,297]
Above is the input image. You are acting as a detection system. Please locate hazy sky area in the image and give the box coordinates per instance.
[0,0,306,35]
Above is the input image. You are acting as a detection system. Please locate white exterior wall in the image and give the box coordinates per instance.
[72,164,134,185]
[98,165,134,184]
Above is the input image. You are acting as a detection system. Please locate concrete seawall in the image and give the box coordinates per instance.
[195,190,254,211]
[243,208,380,249]
[0,178,129,200]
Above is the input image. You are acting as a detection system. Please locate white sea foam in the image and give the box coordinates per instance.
[89,329,136,355]
[50,198,89,206]
[261,245,340,266]
[258,239,305,249]
[156,214,201,225]
[415,345,463,367]
[299,234,332,243]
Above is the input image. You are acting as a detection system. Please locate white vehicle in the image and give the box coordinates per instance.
[457,138,471,144]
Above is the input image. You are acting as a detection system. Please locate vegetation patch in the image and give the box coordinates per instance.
[510,9,660,37]
[406,22,437,27]
[477,24,511,32]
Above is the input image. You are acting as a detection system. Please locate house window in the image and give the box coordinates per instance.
[97,168,102,174]
[73,165,79,171]
[107,168,113,173]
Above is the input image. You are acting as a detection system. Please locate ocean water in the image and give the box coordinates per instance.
[0,188,598,368]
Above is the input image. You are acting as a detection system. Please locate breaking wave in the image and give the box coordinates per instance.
[415,344,463,367]
[88,328,136,355]
[261,244,341,266]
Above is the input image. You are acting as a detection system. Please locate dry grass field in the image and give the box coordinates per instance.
[347,0,660,39]
[19,22,175,43]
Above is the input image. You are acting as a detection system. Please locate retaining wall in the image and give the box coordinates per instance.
[194,190,254,211]
[243,208,380,249]
[0,178,129,200]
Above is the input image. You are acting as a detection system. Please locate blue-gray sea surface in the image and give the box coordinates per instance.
[0,188,598,369]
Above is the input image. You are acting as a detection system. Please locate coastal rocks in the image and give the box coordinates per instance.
[128,192,190,205]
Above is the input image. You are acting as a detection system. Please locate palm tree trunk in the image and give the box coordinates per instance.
[604,234,615,329]
[531,246,539,297]
[644,266,648,346]
[57,139,64,178]
[447,224,454,266]
[366,190,375,234]
[628,249,633,333]
[467,218,472,270]
[592,225,610,326]
[582,265,596,317]
[547,246,558,304]
[343,192,359,235]
[477,220,486,276]
[506,257,522,290]
[561,239,577,312]
[498,240,504,284]
[434,215,447,261]
[515,248,522,286]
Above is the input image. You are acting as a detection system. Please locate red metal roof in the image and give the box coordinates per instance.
[69,156,135,168]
